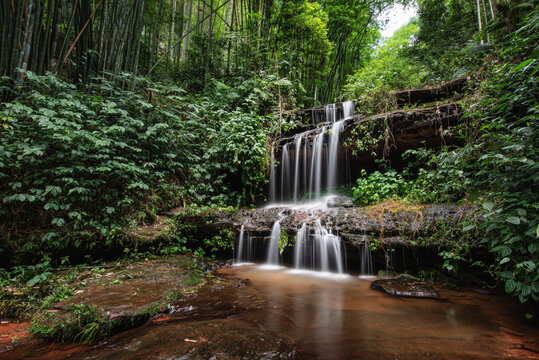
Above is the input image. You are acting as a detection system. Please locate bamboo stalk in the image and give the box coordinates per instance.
[9,0,24,77]
[16,1,32,72]
[147,0,231,76]
[61,0,104,71]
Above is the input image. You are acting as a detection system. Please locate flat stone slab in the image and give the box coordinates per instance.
[54,256,200,319]
[371,275,440,298]
[31,256,217,342]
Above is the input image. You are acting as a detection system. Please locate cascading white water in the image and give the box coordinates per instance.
[303,138,309,198]
[268,100,355,203]
[309,127,326,199]
[280,144,290,202]
[293,136,302,202]
[266,221,281,265]
[360,243,374,275]
[294,223,307,268]
[325,103,336,123]
[236,225,245,262]
[313,222,345,273]
[243,100,361,273]
[327,120,345,192]
[342,100,354,120]
[269,146,276,203]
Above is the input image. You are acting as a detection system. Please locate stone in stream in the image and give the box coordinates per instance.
[371,274,440,298]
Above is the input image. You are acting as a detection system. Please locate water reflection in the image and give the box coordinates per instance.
[2,265,538,360]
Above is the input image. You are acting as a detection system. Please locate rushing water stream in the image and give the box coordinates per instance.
[4,265,538,359]
[249,101,360,274]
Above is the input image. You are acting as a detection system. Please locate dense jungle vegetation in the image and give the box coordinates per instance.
[1,0,537,305]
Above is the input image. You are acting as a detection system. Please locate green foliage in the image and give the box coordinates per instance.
[344,118,386,155]
[203,229,235,258]
[344,21,426,102]
[389,10,539,302]
[352,168,409,206]
[279,230,289,255]
[1,71,279,262]
[409,0,478,83]
[0,72,189,262]
[403,148,474,204]
[184,75,281,207]
[31,304,112,343]
[468,11,539,303]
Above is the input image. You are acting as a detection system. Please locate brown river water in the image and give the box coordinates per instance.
[1,264,538,360]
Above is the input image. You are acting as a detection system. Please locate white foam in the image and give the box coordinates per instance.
[264,195,340,211]
[358,275,378,280]
[232,262,256,267]
[257,264,286,271]
[286,268,352,280]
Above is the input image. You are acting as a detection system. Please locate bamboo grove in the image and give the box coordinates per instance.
[1,0,400,104]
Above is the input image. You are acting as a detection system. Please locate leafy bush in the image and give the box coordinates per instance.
[0,72,190,262]
[467,11,539,303]
[352,169,409,206]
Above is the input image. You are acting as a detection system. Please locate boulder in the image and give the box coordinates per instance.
[371,275,440,298]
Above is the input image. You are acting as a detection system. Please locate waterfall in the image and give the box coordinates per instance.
[325,103,336,123]
[314,223,345,273]
[303,138,309,199]
[327,120,345,192]
[266,221,281,265]
[360,243,374,275]
[269,100,355,202]
[236,225,245,262]
[294,223,307,268]
[292,221,346,273]
[256,100,357,274]
[269,146,276,203]
[309,128,326,199]
[280,144,290,203]
[293,136,302,202]
[342,100,355,119]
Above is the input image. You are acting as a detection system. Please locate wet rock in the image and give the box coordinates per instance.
[371,275,440,298]
[395,77,468,108]
[327,196,355,208]
[377,270,397,279]
[31,255,211,342]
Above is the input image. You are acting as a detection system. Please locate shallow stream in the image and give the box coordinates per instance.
[2,264,538,359]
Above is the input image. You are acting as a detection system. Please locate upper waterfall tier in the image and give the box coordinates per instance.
[269,101,355,203]
[270,103,464,204]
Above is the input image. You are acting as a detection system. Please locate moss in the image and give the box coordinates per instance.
[30,304,112,343]
[183,269,203,287]
[363,198,425,220]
